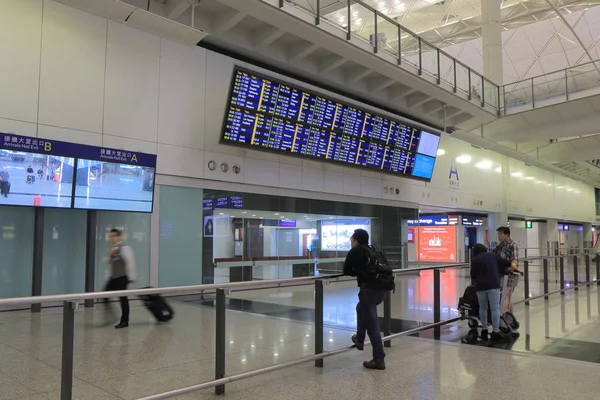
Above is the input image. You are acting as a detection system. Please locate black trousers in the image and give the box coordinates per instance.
[104,276,129,324]
[0,181,8,196]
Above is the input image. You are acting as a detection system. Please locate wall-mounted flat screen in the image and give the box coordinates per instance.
[320,219,371,251]
[220,68,441,181]
[73,159,155,212]
[0,148,74,208]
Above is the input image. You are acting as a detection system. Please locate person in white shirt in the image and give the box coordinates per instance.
[103,229,136,329]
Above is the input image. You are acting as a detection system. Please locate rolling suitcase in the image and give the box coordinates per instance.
[139,288,174,323]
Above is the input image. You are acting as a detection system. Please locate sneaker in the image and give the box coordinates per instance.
[352,334,364,351]
[480,329,488,342]
[363,359,386,370]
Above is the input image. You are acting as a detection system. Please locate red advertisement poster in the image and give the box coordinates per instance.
[416,226,457,262]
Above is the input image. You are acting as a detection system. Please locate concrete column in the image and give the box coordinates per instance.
[481,0,503,85]
[487,213,508,247]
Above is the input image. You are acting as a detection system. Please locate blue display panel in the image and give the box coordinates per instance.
[0,133,157,212]
[221,68,441,181]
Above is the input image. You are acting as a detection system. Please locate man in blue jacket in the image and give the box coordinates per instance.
[470,243,518,343]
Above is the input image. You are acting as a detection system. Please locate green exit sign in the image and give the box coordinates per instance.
[526,221,533,229]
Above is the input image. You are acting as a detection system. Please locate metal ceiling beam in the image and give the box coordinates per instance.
[544,0,600,78]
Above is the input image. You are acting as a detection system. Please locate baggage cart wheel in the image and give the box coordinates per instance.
[511,320,520,330]
[467,318,478,329]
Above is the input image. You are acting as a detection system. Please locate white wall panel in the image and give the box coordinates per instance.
[0,0,42,123]
[38,1,106,133]
[343,173,362,196]
[101,134,157,154]
[157,144,204,179]
[158,39,206,150]
[244,158,279,187]
[302,167,324,192]
[279,163,303,190]
[37,125,102,146]
[103,21,160,142]
[204,51,236,152]
[0,118,37,137]
[324,170,344,194]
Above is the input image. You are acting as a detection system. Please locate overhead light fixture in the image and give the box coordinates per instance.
[475,160,492,169]
[494,167,502,173]
[436,148,446,156]
[525,176,534,180]
[455,155,471,164]
[511,172,523,177]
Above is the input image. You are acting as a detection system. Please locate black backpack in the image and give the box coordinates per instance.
[364,245,395,292]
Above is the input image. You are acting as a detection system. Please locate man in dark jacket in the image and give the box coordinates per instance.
[470,243,517,343]
[343,229,386,370]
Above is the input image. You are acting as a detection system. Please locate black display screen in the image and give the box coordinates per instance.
[221,68,440,180]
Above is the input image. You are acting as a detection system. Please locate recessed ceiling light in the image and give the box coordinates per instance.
[436,149,446,156]
[252,215,256,217]
[475,160,492,169]
[455,155,471,164]
[511,172,523,177]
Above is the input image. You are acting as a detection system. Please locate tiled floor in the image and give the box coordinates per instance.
[0,259,598,399]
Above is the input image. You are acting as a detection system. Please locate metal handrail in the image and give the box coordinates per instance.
[24,252,599,399]
[0,262,469,307]
[276,0,500,112]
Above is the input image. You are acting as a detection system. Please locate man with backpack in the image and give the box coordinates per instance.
[343,229,394,370]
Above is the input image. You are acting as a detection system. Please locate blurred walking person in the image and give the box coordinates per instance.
[103,229,136,329]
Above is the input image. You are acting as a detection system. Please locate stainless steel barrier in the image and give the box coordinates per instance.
[0,252,597,399]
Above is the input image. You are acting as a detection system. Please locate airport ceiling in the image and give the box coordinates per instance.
[56,0,600,187]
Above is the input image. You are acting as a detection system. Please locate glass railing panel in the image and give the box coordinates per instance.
[503,80,533,109]
[455,62,470,95]
[376,13,399,58]
[532,69,567,105]
[400,29,420,69]
[567,61,600,94]
[347,1,376,48]
[420,40,438,79]
[438,50,456,88]
[470,71,484,104]
[483,78,499,109]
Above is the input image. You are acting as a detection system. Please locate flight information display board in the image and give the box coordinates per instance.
[220,68,441,180]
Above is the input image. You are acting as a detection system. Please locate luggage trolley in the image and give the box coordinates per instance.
[459,271,522,344]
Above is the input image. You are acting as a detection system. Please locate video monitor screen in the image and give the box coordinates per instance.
[73,159,155,212]
[0,149,74,208]
[320,220,371,251]
[220,68,441,181]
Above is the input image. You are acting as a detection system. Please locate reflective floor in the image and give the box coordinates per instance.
[0,260,598,399]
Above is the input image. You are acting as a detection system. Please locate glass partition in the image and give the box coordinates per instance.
[94,211,150,291]
[41,208,87,295]
[0,206,33,299]
[203,189,427,284]
[158,185,203,287]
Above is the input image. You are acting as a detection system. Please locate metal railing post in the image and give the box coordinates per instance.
[215,289,226,395]
[565,68,569,101]
[453,59,457,92]
[383,291,392,348]
[60,301,76,400]
[596,256,600,286]
[315,280,324,367]
[531,77,535,108]
[433,269,441,340]
[315,0,320,25]
[373,11,378,54]
[524,260,530,306]
[543,258,549,300]
[436,49,440,84]
[418,37,422,75]
[468,68,472,100]
[560,256,565,294]
[397,25,402,65]
[481,76,485,107]
[574,255,579,291]
[586,254,591,286]
[346,1,351,40]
